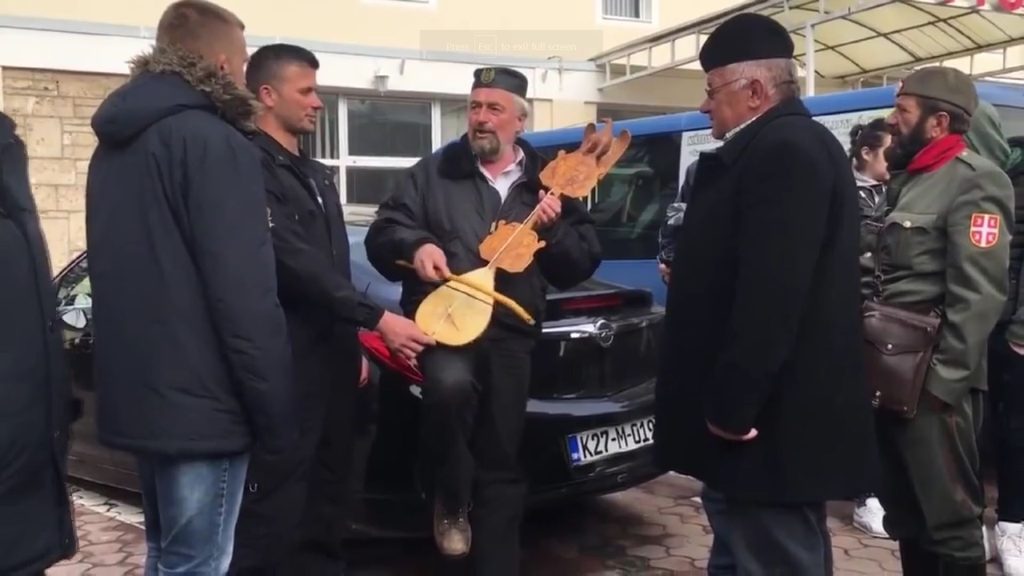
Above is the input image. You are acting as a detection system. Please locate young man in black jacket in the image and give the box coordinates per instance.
[365,66,601,575]
[229,43,433,575]
[85,2,295,572]
[0,112,77,575]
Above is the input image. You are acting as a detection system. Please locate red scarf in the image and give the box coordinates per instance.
[906,134,966,174]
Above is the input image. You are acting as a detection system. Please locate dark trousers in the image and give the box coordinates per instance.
[989,332,1024,523]
[229,346,359,576]
[875,389,986,564]
[702,488,832,576]
[418,336,533,576]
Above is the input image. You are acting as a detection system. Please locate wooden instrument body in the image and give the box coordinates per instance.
[414,267,496,347]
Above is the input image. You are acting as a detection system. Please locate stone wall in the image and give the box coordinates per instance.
[1,67,126,269]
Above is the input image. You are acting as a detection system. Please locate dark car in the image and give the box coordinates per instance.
[54,209,664,536]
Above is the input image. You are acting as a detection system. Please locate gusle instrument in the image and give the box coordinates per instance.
[401,119,632,346]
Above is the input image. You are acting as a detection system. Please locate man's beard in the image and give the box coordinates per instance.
[470,130,502,161]
[885,116,931,171]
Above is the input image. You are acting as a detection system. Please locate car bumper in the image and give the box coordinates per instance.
[522,379,662,501]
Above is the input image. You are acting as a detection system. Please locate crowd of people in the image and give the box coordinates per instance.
[4,1,1024,575]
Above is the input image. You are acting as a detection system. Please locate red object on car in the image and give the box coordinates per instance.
[358,330,424,384]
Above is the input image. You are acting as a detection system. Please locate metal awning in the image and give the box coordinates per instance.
[592,0,1024,93]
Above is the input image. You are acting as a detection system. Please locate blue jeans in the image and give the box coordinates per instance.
[136,453,249,576]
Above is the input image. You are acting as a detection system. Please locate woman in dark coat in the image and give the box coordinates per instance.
[847,118,892,540]
[0,111,77,575]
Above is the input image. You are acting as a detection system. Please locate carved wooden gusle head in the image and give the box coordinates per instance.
[537,118,632,200]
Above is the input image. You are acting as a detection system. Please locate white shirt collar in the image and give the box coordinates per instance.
[723,113,763,142]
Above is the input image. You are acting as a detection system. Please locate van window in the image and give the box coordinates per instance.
[996,106,1024,138]
[536,133,681,260]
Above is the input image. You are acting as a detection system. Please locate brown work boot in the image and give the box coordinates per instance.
[433,500,471,558]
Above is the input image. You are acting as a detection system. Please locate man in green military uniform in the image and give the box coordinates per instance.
[871,67,1014,575]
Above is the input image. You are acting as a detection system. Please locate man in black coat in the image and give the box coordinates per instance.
[229,43,433,576]
[654,13,877,575]
[365,67,601,575]
[0,112,77,575]
[86,2,295,571]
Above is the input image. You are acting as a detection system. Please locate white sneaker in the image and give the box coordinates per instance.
[997,522,1024,574]
[852,497,889,539]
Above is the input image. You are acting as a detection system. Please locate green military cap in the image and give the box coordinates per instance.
[897,66,978,117]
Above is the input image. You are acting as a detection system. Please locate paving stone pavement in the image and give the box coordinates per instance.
[51,474,1006,575]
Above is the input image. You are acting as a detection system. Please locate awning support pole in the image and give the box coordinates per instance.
[805,22,816,96]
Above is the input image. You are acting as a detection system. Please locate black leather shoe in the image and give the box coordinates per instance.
[899,540,940,576]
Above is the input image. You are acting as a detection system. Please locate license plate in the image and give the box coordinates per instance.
[566,416,655,466]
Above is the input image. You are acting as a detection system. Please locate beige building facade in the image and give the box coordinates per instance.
[0,0,858,268]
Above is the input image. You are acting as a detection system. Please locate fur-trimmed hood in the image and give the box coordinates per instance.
[92,44,257,145]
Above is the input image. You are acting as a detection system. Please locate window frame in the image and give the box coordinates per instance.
[307,95,476,204]
[309,94,533,204]
[599,0,655,24]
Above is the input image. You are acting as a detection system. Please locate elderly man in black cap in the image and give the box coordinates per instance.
[654,12,878,574]
[365,67,601,574]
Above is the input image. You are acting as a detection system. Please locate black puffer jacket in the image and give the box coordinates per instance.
[854,168,886,300]
[1004,136,1024,323]
[365,136,601,334]
[86,45,295,456]
[0,112,76,574]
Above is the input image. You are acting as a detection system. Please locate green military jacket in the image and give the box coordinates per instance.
[874,148,1014,405]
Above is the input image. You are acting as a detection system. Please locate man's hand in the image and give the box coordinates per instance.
[412,244,451,283]
[359,355,370,388]
[1010,340,1024,356]
[707,421,758,442]
[376,310,435,363]
[535,191,562,228]
[658,263,671,285]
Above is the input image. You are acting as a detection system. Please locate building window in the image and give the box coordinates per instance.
[299,94,341,160]
[299,95,534,206]
[440,99,469,145]
[602,0,652,22]
[348,99,432,158]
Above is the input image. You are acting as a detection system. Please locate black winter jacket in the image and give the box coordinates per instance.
[253,132,382,420]
[1004,136,1024,322]
[854,169,886,300]
[85,46,295,456]
[365,136,601,334]
[0,113,76,575]
[655,99,878,504]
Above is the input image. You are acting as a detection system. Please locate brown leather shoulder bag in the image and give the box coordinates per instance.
[862,299,942,419]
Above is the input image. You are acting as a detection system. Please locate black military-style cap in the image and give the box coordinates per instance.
[699,13,794,73]
[471,66,528,99]
[897,66,978,117]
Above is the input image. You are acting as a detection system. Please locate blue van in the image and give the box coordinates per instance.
[523,82,1024,305]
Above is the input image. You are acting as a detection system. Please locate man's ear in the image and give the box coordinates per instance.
[746,78,768,108]
[256,84,276,108]
[212,52,229,75]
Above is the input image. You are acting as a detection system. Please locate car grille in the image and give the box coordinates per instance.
[530,314,662,399]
